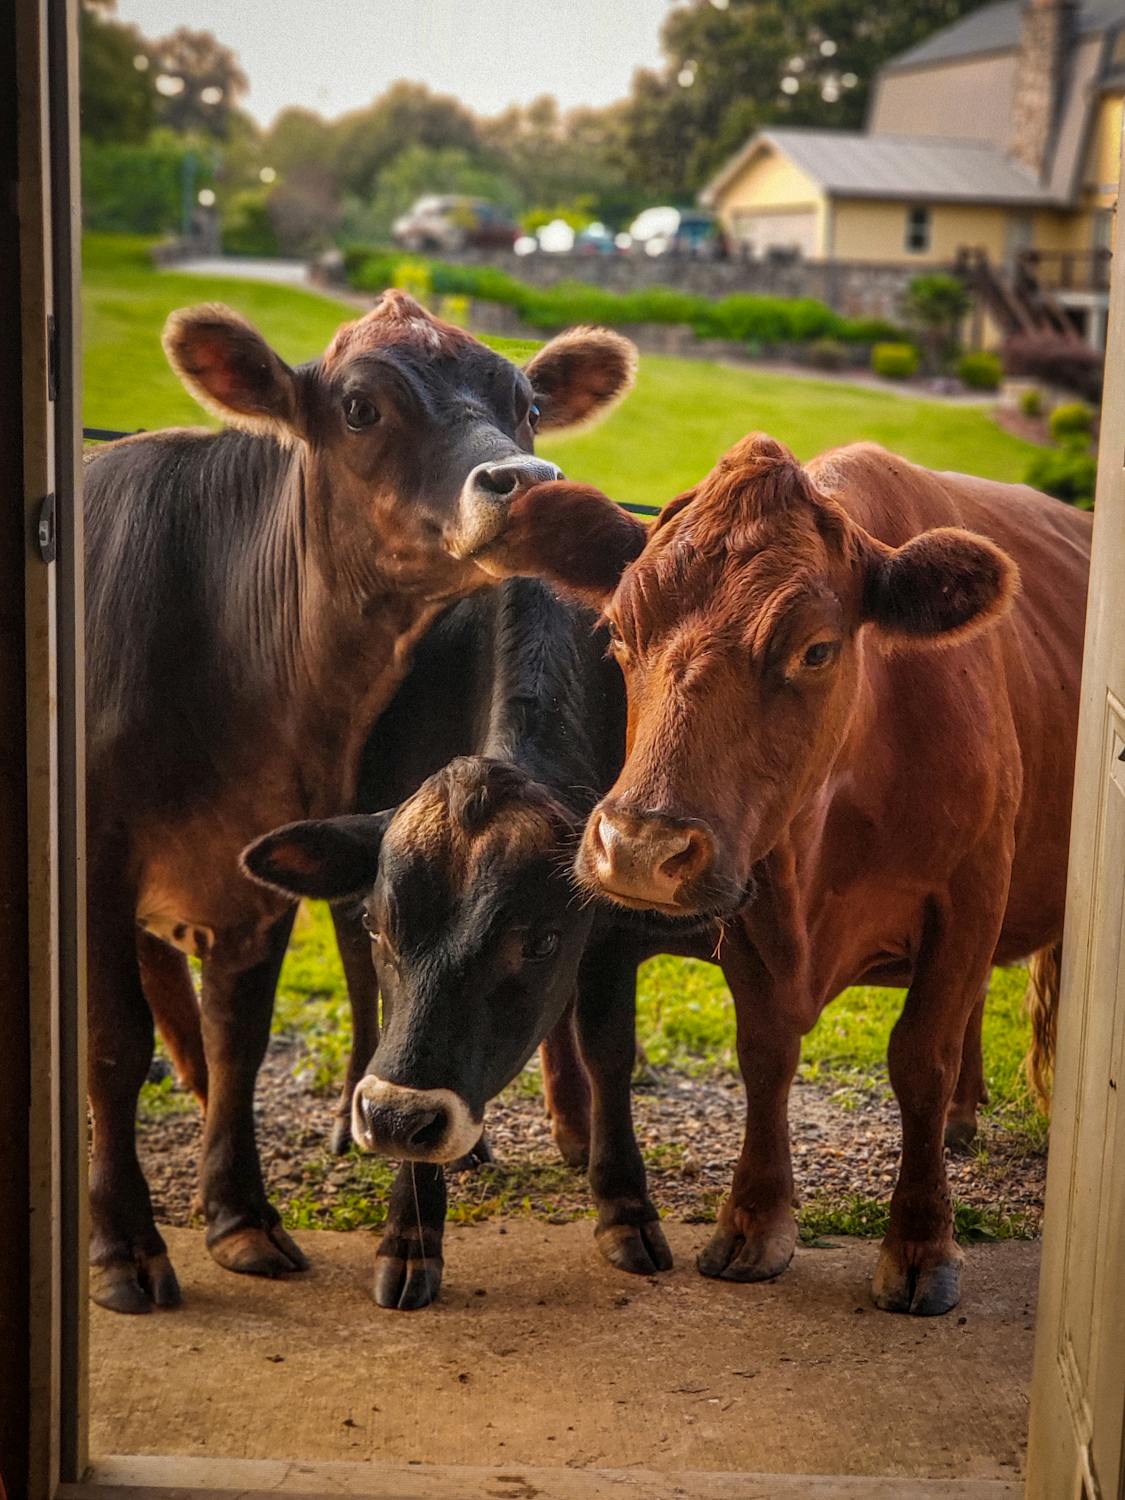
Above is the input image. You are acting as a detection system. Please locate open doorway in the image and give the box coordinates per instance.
[7,3,1125,1497]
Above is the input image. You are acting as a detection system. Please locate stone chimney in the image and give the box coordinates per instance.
[1009,0,1077,180]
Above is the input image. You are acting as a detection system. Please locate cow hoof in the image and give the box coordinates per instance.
[448,1133,494,1175]
[872,1241,962,1316]
[209,1223,310,1278]
[696,1218,796,1283]
[943,1116,978,1154]
[552,1122,590,1169]
[91,1250,181,1314]
[328,1114,353,1156]
[596,1219,674,1275]
[373,1249,444,1310]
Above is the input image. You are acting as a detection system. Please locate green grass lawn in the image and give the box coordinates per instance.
[85,234,1047,1201]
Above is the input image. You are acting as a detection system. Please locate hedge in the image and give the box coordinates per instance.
[343,246,905,348]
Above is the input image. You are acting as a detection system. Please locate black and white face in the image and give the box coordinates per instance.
[241,758,594,1164]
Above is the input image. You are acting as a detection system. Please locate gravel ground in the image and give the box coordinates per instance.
[138,1037,1046,1238]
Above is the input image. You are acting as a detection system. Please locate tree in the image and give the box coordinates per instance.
[148,26,249,139]
[333,82,482,199]
[619,0,993,199]
[79,0,155,144]
[905,272,972,371]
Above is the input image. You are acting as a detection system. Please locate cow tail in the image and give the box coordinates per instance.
[1025,942,1062,1114]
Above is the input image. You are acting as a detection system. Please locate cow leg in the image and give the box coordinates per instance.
[328,903,380,1155]
[198,911,309,1278]
[137,930,207,1109]
[373,1161,447,1310]
[697,955,802,1284]
[875,901,1002,1317]
[541,1001,592,1168]
[88,902,181,1314]
[944,985,989,1153]
[575,938,672,1275]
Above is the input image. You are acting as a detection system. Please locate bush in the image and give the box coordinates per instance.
[957,350,1003,391]
[82,137,206,235]
[220,189,280,257]
[1048,401,1094,447]
[342,246,910,349]
[872,342,920,380]
[807,337,851,371]
[1004,333,1104,401]
[1024,447,1097,508]
[1019,388,1043,418]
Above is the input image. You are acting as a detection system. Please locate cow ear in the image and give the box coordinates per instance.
[163,304,303,439]
[524,327,637,433]
[241,812,393,901]
[475,479,648,607]
[862,528,1019,647]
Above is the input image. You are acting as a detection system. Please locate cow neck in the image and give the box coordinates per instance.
[480,580,613,816]
[255,448,454,813]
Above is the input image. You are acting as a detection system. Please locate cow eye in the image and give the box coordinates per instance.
[527,402,541,430]
[801,641,837,670]
[344,395,379,431]
[360,908,377,938]
[525,929,559,961]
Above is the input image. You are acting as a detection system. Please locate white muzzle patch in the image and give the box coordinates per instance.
[351,1076,482,1164]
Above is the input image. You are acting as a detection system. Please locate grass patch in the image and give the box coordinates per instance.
[137,1072,197,1120]
[798,1193,1036,1245]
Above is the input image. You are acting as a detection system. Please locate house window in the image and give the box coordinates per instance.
[905,205,931,253]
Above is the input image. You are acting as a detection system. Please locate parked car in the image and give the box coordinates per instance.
[392,196,520,254]
[627,206,728,258]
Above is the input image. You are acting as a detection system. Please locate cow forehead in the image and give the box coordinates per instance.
[383,777,562,898]
[323,290,490,372]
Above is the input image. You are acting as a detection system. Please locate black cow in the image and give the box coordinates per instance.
[245,577,714,1308]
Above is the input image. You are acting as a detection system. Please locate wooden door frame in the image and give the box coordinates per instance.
[3,3,1121,1497]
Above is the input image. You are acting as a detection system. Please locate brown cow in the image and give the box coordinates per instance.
[476,435,1090,1315]
[84,293,634,1312]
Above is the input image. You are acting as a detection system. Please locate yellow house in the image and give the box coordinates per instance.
[701,0,1123,347]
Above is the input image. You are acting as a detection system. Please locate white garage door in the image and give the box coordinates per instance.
[731,208,818,258]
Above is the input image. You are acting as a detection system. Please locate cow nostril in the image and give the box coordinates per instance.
[407,1109,447,1151]
[477,466,520,497]
[658,829,709,883]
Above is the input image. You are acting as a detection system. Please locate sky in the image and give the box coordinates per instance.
[114,0,673,125]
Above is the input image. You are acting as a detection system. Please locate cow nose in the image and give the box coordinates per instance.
[471,457,563,499]
[351,1077,482,1163]
[584,805,715,908]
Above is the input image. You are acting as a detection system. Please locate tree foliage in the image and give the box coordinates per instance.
[79,0,155,145]
[619,0,993,199]
[148,26,249,139]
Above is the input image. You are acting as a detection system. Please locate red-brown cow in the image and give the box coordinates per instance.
[476,434,1090,1315]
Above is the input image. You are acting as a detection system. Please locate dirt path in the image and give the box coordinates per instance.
[89,1222,1036,1482]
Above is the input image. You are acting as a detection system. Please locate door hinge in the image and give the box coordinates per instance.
[36,492,56,564]
[47,312,59,402]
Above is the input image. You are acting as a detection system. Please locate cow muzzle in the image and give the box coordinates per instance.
[351,1076,482,1163]
[448,458,563,560]
[578,803,723,914]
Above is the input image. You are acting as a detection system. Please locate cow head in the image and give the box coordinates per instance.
[478,436,1019,919]
[163,295,635,597]
[241,758,593,1163]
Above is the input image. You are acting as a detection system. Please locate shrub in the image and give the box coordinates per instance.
[1019,388,1043,418]
[220,189,280,257]
[392,260,432,304]
[1004,333,1104,401]
[1024,447,1097,508]
[872,342,919,380]
[82,137,205,235]
[1048,401,1094,448]
[807,337,850,371]
[957,350,1003,391]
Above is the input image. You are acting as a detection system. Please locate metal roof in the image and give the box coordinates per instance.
[886,0,1122,72]
[718,129,1053,205]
